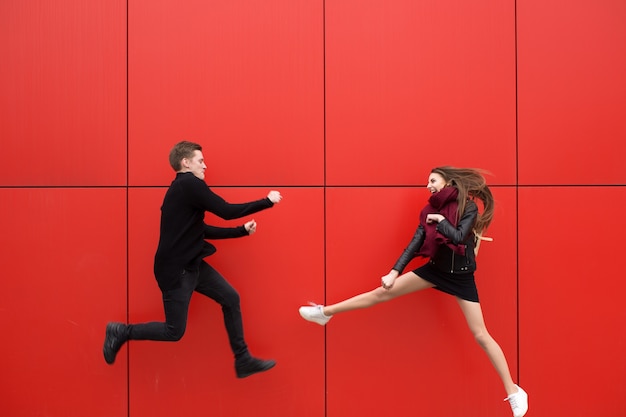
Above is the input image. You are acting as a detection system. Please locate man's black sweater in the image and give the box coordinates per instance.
[153,172,273,288]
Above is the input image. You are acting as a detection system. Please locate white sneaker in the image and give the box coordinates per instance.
[504,385,528,417]
[299,304,332,325]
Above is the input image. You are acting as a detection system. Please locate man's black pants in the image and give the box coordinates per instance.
[127,261,249,361]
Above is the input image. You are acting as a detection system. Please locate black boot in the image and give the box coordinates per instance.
[103,322,128,365]
[235,356,276,378]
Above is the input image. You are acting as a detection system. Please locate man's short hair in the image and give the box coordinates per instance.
[169,141,202,171]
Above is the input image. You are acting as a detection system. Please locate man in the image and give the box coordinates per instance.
[103,141,282,378]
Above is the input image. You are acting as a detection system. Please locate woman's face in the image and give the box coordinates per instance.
[427,172,448,194]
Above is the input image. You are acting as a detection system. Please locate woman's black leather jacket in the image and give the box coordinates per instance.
[392,200,478,274]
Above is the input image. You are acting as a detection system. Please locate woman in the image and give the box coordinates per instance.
[299,166,528,417]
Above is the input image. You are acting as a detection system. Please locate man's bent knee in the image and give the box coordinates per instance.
[165,324,186,341]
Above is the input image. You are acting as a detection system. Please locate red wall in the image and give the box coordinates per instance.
[1,1,625,416]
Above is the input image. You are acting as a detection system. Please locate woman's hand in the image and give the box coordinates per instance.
[381,270,399,290]
[426,213,445,223]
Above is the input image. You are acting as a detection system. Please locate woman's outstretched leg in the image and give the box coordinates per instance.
[299,271,434,325]
[456,298,528,417]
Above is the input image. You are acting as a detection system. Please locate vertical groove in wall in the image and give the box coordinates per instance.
[514,0,521,384]
[125,1,131,415]
[322,1,328,416]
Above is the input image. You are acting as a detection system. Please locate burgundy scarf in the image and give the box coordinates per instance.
[418,186,466,257]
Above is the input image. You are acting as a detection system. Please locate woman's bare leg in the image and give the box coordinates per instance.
[456,298,518,396]
[323,272,434,316]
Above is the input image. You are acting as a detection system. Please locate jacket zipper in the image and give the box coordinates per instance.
[450,251,455,273]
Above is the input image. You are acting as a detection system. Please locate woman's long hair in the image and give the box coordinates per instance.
[431,166,494,234]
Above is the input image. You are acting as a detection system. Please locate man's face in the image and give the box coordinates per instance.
[182,150,206,180]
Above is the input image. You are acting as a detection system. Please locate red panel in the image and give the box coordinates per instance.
[128,0,324,187]
[325,186,518,416]
[325,0,516,186]
[0,0,126,186]
[127,187,325,417]
[0,188,127,417]
[519,187,626,416]
[518,0,626,185]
